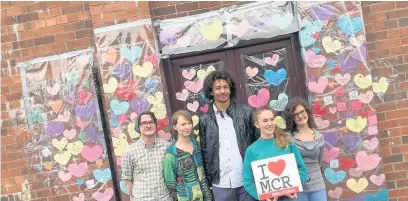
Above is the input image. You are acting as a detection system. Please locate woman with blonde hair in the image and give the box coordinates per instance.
[163,110,212,201]
[243,106,307,201]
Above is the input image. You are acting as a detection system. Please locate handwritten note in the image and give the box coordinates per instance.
[323,95,334,105]
[330,159,339,169]
[349,91,359,101]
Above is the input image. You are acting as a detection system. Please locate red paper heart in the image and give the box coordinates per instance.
[200,104,209,113]
[116,80,137,100]
[331,65,341,73]
[312,103,328,116]
[157,117,168,131]
[339,157,356,170]
[336,87,345,97]
[267,159,286,176]
[76,89,92,105]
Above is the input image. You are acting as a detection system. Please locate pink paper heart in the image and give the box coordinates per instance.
[370,174,385,186]
[364,137,379,150]
[63,129,77,140]
[182,69,196,80]
[359,90,374,104]
[349,167,363,177]
[184,80,203,93]
[76,89,92,105]
[265,54,279,66]
[356,151,381,172]
[245,67,258,78]
[81,145,103,162]
[187,101,199,112]
[368,125,378,135]
[334,73,351,86]
[305,49,326,68]
[308,76,328,94]
[248,88,270,108]
[176,89,189,101]
[328,187,342,199]
[314,116,330,129]
[329,107,337,114]
[92,188,114,201]
[336,87,345,97]
[200,104,209,112]
[323,147,340,163]
[76,117,91,130]
[118,114,128,123]
[231,20,250,37]
[73,193,85,201]
[68,162,88,177]
[57,171,72,182]
[158,130,172,140]
[57,110,71,122]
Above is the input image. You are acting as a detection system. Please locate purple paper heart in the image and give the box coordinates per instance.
[64,92,75,105]
[324,132,338,148]
[345,195,364,201]
[131,98,151,114]
[310,5,336,21]
[338,54,358,73]
[45,122,65,138]
[84,125,103,143]
[308,76,315,82]
[113,63,132,81]
[342,134,361,151]
[345,112,353,118]
[351,45,367,63]
[159,30,177,46]
[75,102,96,120]
[248,16,267,28]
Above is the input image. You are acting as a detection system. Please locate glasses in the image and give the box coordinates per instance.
[140,121,155,127]
[293,109,307,118]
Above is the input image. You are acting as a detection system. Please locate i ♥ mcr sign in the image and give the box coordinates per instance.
[251,153,303,200]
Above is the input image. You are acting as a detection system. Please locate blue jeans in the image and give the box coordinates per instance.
[279,189,327,201]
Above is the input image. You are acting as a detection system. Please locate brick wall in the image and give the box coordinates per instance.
[362,2,408,201]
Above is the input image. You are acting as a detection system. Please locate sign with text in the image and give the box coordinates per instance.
[251,153,303,200]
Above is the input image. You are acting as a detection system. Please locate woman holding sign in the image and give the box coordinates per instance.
[163,110,213,201]
[283,97,327,201]
[243,106,308,201]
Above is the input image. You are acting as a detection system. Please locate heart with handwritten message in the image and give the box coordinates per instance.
[308,76,328,94]
[269,93,288,111]
[248,88,270,108]
[347,178,368,193]
[92,188,114,201]
[356,151,381,171]
[81,145,103,162]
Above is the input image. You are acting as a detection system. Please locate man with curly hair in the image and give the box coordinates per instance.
[198,70,258,201]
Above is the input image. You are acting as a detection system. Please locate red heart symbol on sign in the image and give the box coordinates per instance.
[267,159,286,176]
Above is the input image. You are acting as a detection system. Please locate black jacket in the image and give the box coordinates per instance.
[198,101,259,187]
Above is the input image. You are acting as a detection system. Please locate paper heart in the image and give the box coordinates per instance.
[264,54,280,66]
[200,104,209,113]
[76,89,92,105]
[193,130,199,135]
[187,101,199,112]
[144,54,158,67]
[192,115,199,127]
[45,122,65,138]
[308,76,328,94]
[312,103,328,116]
[323,147,340,163]
[57,110,71,122]
[103,77,118,93]
[305,49,326,68]
[76,117,90,129]
[184,80,204,93]
[115,80,137,101]
[324,132,338,148]
[364,188,388,201]
[120,46,142,62]
[310,5,336,21]
[364,137,379,150]
[110,99,130,116]
[299,20,323,47]
[346,116,367,133]
[143,77,160,93]
[58,171,72,182]
[269,93,288,111]
[338,54,358,73]
[352,45,367,63]
[230,20,250,37]
[197,65,216,80]
[329,107,337,114]
[325,168,346,184]
[92,188,114,201]
[112,134,129,156]
[103,48,118,64]
[322,36,342,53]
[339,157,356,170]
[370,174,385,186]
[182,69,196,80]
[75,102,96,120]
[68,162,88,177]
[267,159,286,176]
[130,98,150,114]
[264,69,287,86]
[342,135,361,152]
[248,88,270,108]
[48,100,63,113]
[335,73,351,86]
[127,123,140,139]
[372,77,388,93]
[350,35,365,47]
[113,62,132,80]
[54,151,72,165]
[64,71,80,86]
[93,168,112,183]
[73,193,85,201]
[245,67,258,78]
[81,145,103,162]
[200,20,223,41]
[133,61,153,78]
[272,13,293,29]
[43,162,53,170]
[353,74,372,89]
[349,167,363,178]
[52,137,68,151]
[275,116,286,130]
[356,151,381,172]
[158,130,172,140]
[150,103,167,119]
[338,15,363,36]
[347,178,368,193]
[314,116,329,129]
[67,141,83,155]
[157,116,168,131]
[358,90,374,104]
[328,187,342,199]
[176,89,189,101]
[83,125,103,143]
[147,92,164,105]
[47,83,60,96]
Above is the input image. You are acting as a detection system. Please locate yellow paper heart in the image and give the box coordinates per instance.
[322,36,342,53]
[346,116,367,133]
[53,151,72,165]
[127,123,140,139]
[193,129,199,135]
[103,77,118,93]
[275,116,287,130]
[147,92,164,105]
[112,133,129,156]
[133,61,153,78]
[197,65,216,80]
[150,104,167,119]
[346,178,368,193]
[353,74,372,89]
[52,137,68,151]
[196,136,200,143]
[372,77,388,93]
[192,115,199,127]
[200,20,223,41]
[66,141,83,155]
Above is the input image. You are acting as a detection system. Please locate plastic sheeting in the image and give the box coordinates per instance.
[156,1,300,56]
[297,1,388,200]
[18,49,115,201]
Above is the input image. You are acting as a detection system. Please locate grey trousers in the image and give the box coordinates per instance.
[212,186,257,201]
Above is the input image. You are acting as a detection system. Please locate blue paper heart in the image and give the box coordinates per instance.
[338,15,363,36]
[299,20,323,47]
[269,93,289,111]
[311,47,321,54]
[110,113,120,128]
[76,178,84,185]
[120,180,129,195]
[364,188,388,201]
[327,59,337,68]
[264,69,287,86]
[110,99,130,116]
[324,168,346,184]
[93,168,112,183]
[143,77,160,93]
[65,71,80,86]
[120,46,142,62]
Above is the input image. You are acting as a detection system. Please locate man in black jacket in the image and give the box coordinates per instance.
[199,70,258,201]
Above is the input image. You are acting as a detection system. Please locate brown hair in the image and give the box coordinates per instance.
[170,110,193,141]
[254,106,290,148]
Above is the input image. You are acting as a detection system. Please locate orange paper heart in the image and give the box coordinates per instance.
[48,100,63,113]
[43,162,53,170]
[96,159,103,166]
[104,48,119,64]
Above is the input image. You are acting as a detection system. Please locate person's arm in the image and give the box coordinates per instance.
[291,144,308,184]
[121,149,134,198]
[243,149,259,200]
[163,153,177,191]
[199,117,212,187]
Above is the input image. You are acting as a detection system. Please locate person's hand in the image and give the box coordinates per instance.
[287,193,297,199]
[266,197,278,201]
